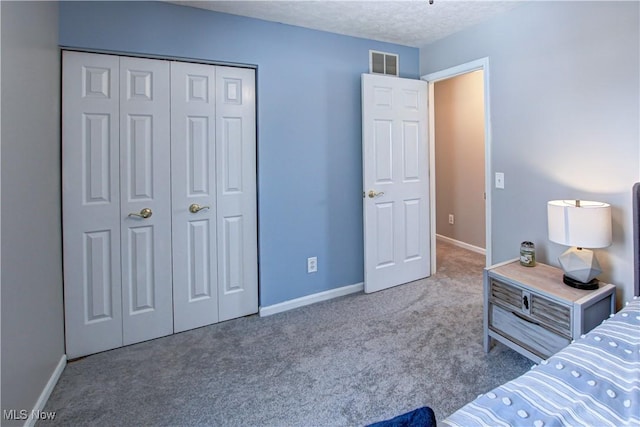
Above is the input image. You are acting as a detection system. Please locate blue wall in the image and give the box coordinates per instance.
[59,1,419,306]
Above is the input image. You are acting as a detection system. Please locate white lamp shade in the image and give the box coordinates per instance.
[547,200,612,248]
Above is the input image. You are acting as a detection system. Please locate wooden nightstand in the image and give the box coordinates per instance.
[484,259,616,363]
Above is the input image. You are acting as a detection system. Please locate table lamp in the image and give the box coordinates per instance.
[547,200,612,290]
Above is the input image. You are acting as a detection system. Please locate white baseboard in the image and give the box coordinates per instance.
[436,234,486,255]
[260,282,364,317]
[24,354,66,427]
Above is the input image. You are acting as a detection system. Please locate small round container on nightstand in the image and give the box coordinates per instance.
[520,241,536,267]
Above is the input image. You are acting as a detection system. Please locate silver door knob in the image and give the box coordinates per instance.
[128,208,152,219]
[368,190,385,199]
[189,203,210,213]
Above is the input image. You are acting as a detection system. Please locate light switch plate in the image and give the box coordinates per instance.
[495,172,505,189]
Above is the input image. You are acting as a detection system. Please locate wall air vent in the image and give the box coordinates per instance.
[369,50,399,76]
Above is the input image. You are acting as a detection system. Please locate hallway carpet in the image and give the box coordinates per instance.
[43,241,531,426]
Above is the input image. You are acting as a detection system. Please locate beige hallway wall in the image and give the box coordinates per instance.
[434,70,485,249]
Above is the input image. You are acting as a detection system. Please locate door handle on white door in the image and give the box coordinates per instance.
[189,203,210,213]
[368,190,385,199]
[128,208,153,219]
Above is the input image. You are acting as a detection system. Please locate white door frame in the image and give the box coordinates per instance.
[421,57,492,270]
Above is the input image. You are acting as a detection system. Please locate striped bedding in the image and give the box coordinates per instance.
[443,298,640,427]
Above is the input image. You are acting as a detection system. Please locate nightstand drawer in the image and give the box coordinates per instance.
[489,304,570,359]
[490,279,571,337]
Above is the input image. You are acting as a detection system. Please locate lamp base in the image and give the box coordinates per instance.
[558,247,602,283]
[563,274,599,290]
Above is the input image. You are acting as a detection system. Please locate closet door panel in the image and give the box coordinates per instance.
[119,57,173,345]
[62,51,123,358]
[216,67,258,322]
[171,61,219,332]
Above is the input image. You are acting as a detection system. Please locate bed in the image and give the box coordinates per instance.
[442,184,640,427]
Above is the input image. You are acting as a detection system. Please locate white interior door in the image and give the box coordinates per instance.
[119,57,173,345]
[63,51,123,358]
[216,66,258,322]
[362,73,430,293]
[171,61,219,332]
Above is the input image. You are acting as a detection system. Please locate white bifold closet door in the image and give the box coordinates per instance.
[170,62,258,332]
[63,52,124,357]
[119,56,174,346]
[62,51,257,358]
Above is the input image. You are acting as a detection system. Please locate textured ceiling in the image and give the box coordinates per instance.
[170,1,523,48]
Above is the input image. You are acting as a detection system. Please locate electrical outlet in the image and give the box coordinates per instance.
[307,256,318,273]
[448,214,454,225]
[495,172,505,189]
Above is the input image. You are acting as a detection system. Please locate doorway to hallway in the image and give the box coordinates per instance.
[423,58,492,270]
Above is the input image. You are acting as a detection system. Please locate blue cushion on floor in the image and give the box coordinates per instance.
[367,406,436,427]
